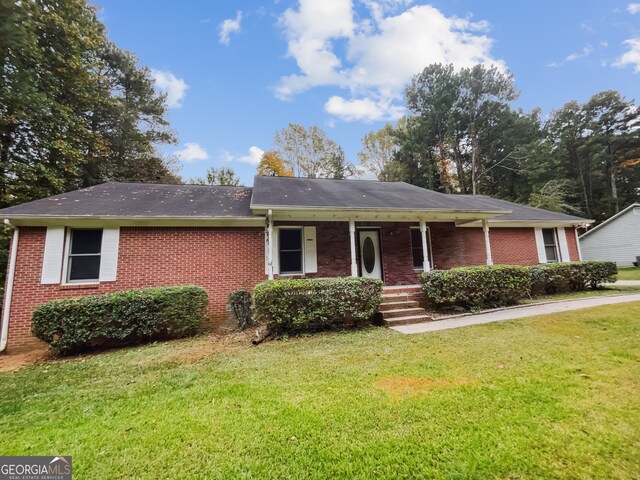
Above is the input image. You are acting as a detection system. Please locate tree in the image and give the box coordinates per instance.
[398,64,521,194]
[585,90,640,213]
[257,150,294,176]
[0,0,181,308]
[405,64,462,192]
[0,0,179,208]
[190,167,242,186]
[357,123,403,181]
[272,124,354,179]
[458,65,519,194]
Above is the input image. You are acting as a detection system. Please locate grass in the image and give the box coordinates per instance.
[2,303,640,479]
[520,284,640,304]
[618,267,640,281]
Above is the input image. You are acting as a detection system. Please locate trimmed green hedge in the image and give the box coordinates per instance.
[420,265,531,309]
[253,277,383,334]
[420,261,618,309]
[530,261,617,294]
[32,286,208,355]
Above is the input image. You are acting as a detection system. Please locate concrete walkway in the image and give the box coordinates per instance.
[611,280,640,286]
[391,293,640,335]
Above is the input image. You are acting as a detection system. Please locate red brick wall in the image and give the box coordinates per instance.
[565,227,580,260]
[3,223,580,351]
[274,221,420,284]
[4,226,266,352]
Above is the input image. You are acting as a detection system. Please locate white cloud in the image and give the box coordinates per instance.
[325,96,403,122]
[220,146,265,165]
[614,38,640,73]
[275,1,504,122]
[219,11,243,45]
[150,69,188,108]
[547,45,593,67]
[628,3,640,14]
[175,143,209,162]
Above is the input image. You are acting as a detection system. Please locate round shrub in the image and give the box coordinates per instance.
[32,286,208,355]
[420,265,531,309]
[253,277,383,334]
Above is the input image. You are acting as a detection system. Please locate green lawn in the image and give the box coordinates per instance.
[618,267,640,280]
[520,284,640,304]
[2,304,640,479]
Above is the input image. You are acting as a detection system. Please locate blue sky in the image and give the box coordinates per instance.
[96,1,640,186]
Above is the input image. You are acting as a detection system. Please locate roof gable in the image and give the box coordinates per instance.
[579,203,640,238]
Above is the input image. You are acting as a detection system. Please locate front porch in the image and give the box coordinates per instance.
[265,219,496,286]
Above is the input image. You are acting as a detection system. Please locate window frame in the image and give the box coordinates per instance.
[278,226,304,275]
[62,228,103,284]
[410,226,433,271]
[542,227,559,263]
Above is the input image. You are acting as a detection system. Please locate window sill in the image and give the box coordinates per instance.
[60,282,100,291]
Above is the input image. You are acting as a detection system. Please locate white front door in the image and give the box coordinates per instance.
[359,230,382,280]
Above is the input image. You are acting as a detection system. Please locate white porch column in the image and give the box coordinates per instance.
[349,219,358,277]
[419,220,431,272]
[482,219,494,266]
[267,209,274,280]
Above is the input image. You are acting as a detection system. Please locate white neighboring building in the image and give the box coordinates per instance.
[579,203,640,266]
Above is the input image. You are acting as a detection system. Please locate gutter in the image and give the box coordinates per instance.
[0,222,19,352]
[250,204,510,216]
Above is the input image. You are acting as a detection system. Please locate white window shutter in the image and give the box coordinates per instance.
[99,228,120,281]
[303,226,317,273]
[557,227,570,262]
[534,227,547,264]
[41,227,65,284]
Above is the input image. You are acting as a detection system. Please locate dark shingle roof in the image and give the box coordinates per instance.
[250,176,503,212]
[0,178,590,224]
[0,182,254,218]
[456,195,588,222]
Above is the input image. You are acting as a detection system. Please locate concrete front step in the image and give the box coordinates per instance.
[379,300,420,311]
[382,285,422,295]
[383,314,434,326]
[379,285,429,325]
[381,307,427,319]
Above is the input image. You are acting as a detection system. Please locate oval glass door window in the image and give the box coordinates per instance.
[362,236,375,273]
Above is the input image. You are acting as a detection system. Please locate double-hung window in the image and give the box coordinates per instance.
[542,228,559,263]
[67,229,103,282]
[279,228,303,274]
[410,227,432,269]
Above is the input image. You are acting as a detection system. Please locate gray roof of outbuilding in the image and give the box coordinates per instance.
[251,176,503,212]
[0,182,255,218]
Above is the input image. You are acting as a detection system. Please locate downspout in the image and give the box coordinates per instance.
[0,222,19,352]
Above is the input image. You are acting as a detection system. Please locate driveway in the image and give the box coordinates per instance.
[391,293,640,334]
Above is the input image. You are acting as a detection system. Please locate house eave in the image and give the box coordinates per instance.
[2,215,266,228]
[456,219,594,228]
[251,204,510,222]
